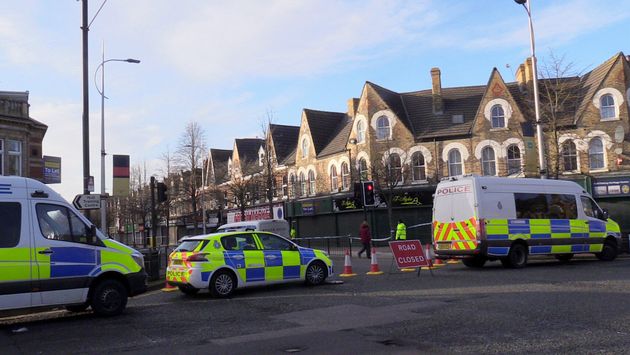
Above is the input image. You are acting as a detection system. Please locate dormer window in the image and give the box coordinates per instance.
[491,105,505,128]
[376,116,390,140]
[600,94,615,120]
[301,138,309,159]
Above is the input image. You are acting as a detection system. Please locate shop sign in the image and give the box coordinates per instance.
[592,176,630,198]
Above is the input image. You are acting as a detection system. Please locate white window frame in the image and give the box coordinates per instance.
[330,165,338,192]
[301,138,309,159]
[562,140,579,172]
[308,170,316,195]
[7,140,21,176]
[600,94,615,120]
[411,151,426,181]
[356,120,366,143]
[299,172,306,197]
[481,146,497,176]
[358,158,369,181]
[506,144,522,175]
[588,137,606,170]
[593,88,624,121]
[491,104,505,128]
[388,153,403,183]
[448,149,463,176]
[376,116,390,140]
[341,162,350,190]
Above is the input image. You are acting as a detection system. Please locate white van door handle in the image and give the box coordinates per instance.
[38,249,53,255]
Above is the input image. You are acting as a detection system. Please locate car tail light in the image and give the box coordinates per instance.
[186,253,208,262]
[476,218,486,240]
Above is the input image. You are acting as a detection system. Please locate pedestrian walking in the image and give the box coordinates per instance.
[357,220,371,258]
[395,219,407,240]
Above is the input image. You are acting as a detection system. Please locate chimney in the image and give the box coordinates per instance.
[524,57,533,83]
[347,98,359,117]
[515,64,527,86]
[431,67,443,114]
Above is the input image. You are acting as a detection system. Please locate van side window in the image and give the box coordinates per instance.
[0,202,21,248]
[514,193,577,219]
[36,204,95,245]
[548,194,578,219]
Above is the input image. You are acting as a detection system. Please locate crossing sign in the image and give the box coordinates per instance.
[73,194,101,210]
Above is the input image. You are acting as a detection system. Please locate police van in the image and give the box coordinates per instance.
[0,177,147,316]
[216,219,290,238]
[432,175,621,268]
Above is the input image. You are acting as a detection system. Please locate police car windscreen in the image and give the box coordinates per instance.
[434,183,475,222]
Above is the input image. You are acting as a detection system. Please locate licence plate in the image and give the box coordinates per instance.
[436,242,451,250]
[172,260,183,265]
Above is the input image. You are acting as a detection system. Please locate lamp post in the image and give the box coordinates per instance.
[94,43,140,234]
[514,0,547,178]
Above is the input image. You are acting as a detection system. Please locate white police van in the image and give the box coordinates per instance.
[216,219,290,238]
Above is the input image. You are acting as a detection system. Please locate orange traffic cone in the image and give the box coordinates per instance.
[421,244,437,270]
[433,245,445,267]
[366,248,383,275]
[339,249,357,277]
[161,279,178,292]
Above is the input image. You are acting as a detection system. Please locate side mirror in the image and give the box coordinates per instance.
[602,209,609,220]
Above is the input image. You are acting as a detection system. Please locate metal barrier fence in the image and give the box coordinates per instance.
[294,235,394,256]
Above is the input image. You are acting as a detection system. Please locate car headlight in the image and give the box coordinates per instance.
[131,252,145,269]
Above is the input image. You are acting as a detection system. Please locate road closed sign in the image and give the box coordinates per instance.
[389,240,429,269]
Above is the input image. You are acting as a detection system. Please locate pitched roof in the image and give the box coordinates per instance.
[574,52,623,124]
[303,109,347,155]
[366,82,414,132]
[209,148,232,184]
[269,124,299,164]
[318,117,353,157]
[234,138,264,173]
[401,85,486,139]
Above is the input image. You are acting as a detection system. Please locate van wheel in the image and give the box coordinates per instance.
[209,270,236,298]
[305,261,327,285]
[596,240,617,261]
[66,304,89,313]
[178,285,200,296]
[462,256,486,268]
[555,253,573,262]
[502,244,528,268]
[91,279,128,317]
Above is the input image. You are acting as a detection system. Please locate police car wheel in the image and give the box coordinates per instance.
[305,261,327,286]
[91,279,128,317]
[209,270,235,298]
[596,240,617,261]
[504,244,527,269]
[178,285,200,296]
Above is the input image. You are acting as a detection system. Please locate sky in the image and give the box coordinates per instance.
[0,0,629,201]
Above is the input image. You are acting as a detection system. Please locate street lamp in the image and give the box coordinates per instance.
[94,43,140,234]
[514,0,547,178]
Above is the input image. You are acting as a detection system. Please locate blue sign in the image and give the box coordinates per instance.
[592,176,630,198]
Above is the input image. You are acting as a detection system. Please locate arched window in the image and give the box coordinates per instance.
[281,175,288,197]
[376,116,390,140]
[357,120,365,143]
[491,104,505,128]
[506,145,521,175]
[388,153,402,182]
[600,94,615,120]
[301,138,309,158]
[448,149,462,176]
[330,165,338,192]
[299,172,306,197]
[308,170,316,195]
[359,158,368,180]
[411,152,426,181]
[562,141,578,171]
[589,137,605,170]
[289,174,296,198]
[481,146,496,176]
[341,162,350,190]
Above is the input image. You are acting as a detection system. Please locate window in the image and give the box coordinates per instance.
[388,153,402,182]
[580,196,604,220]
[515,193,577,219]
[36,204,97,245]
[175,240,207,252]
[507,145,521,175]
[481,147,496,176]
[341,162,350,190]
[491,105,505,128]
[589,137,605,170]
[299,172,306,197]
[376,116,390,140]
[258,233,293,251]
[301,138,309,158]
[308,170,316,195]
[330,166,338,192]
[411,152,426,181]
[0,202,21,248]
[222,234,258,250]
[281,175,288,197]
[357,120,365,143]
[7,140,21,176]
[600,94,615,120]
[289,174,296,198]
[448,149,462,176]
[358,158,368,181]
[562,140,578,171]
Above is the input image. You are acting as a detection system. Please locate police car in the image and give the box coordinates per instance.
[166,231,333,297]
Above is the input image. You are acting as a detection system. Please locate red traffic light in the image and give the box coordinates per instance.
[367,184,373,191]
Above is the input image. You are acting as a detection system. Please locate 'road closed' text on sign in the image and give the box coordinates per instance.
[389,240,429,268]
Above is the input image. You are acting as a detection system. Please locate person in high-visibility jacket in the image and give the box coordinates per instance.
[395,219,407,240]
[290,221,297,240]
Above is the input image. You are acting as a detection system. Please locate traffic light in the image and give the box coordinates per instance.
[156,182,168,203]
[362,181,375,206]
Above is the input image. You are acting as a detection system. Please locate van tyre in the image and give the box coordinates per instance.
[209,270,236,298]
[596,240,617,261]
[305,261,327,285]
[178,285,200,296]
[91,279,128,317]
[502,244,528,269]
[462,256,486,268]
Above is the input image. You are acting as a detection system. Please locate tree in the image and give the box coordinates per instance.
[226,157,260,221]
[175,122,207,223]
[260,109,279,217]
[535,52,584,178]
